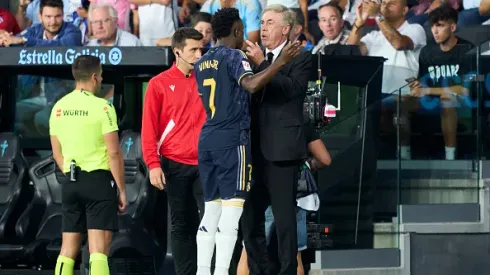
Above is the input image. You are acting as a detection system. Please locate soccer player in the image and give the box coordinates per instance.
[193,7,300,275]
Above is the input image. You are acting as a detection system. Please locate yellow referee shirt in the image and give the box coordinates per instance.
[49,90,119,173]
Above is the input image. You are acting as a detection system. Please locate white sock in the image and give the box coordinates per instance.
[445,147,456,160]
[400,146,411,160]
[214,199,244,275]
[196,201,222,275]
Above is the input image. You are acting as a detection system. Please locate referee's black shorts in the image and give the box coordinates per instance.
[60,169,118,233]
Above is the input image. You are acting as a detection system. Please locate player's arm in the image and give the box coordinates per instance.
[229,50,289,94]
[254,50,311,100]
[308,140,331,169]
[240,60,289,93]
[101,103,126,194]
[305,121,331,170]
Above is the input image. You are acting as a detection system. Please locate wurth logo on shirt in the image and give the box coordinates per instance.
[56,109,62,118]
[63,109,89,116]
[169,85,175,91]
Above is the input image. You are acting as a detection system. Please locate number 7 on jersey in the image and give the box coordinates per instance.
[203,78,216,118]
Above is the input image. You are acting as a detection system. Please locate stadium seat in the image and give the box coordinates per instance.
[80,130,159,275]
[12,155,67,266]
[110,130,158,259]
[0,133,29,263]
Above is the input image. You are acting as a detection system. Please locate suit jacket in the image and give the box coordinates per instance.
[250,47,312,162]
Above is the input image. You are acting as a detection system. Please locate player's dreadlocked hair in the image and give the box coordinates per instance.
[211,7,241,40]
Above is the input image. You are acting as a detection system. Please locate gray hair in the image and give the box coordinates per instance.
[88,3,118,22]
[262,4,296,29]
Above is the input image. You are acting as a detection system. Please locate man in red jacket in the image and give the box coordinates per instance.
[141,27,206,275]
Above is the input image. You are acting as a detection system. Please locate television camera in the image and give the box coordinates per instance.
[303,55,338,128]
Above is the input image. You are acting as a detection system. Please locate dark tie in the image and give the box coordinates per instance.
[266,52,274,63]
[258,52,275,103]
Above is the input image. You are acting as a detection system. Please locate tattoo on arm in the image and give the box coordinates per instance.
[386,28,396,43]
[378,21,410,49]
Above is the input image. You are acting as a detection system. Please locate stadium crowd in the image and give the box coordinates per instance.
[1,0,490,46]
[1,0,489,274]
[0,0,488,160]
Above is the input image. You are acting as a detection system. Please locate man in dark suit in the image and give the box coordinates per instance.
[241,4,313,275]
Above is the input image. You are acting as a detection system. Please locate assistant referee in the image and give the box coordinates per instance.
[49,55,127,275]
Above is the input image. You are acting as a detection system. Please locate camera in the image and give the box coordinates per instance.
[304,81,328,127]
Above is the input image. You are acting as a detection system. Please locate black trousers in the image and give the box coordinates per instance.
[155,157,204,275]
[241,152,300,275]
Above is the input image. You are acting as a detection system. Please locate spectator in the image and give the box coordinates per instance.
[263,0,315,42]
[199,0,261,43]
[0,8,21,35]
[312,2,350,54]
[1,0,82,47]
[192,12,213,47]
[15,0,72,30]
[2,0,82,137]
[406,0,460,25]
[72,0,91,44]
[178,0,204,25]
[290,8,313,49]
[89,0,131,31]
[129,0,178,46]
[347,0,426,95]
[459,0,490,27]
[87,3,142,46]
[403,5,473,160]
[156,12,213,47]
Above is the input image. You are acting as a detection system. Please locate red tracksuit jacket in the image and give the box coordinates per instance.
[141,64,206,170]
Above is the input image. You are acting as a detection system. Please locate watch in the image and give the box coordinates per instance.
[375,14,385,23]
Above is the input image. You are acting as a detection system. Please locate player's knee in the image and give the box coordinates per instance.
[221,198,245,208]
[198,201,222,236]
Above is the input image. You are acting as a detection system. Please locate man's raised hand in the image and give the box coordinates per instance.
[276,41,301,65]
[245,40,265,66]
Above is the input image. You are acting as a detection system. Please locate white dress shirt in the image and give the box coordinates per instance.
[265,39,288,63]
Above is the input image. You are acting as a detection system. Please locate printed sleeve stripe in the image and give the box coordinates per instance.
[237,72,254,86]
[238,50,248,59]
[236,145,246,191]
